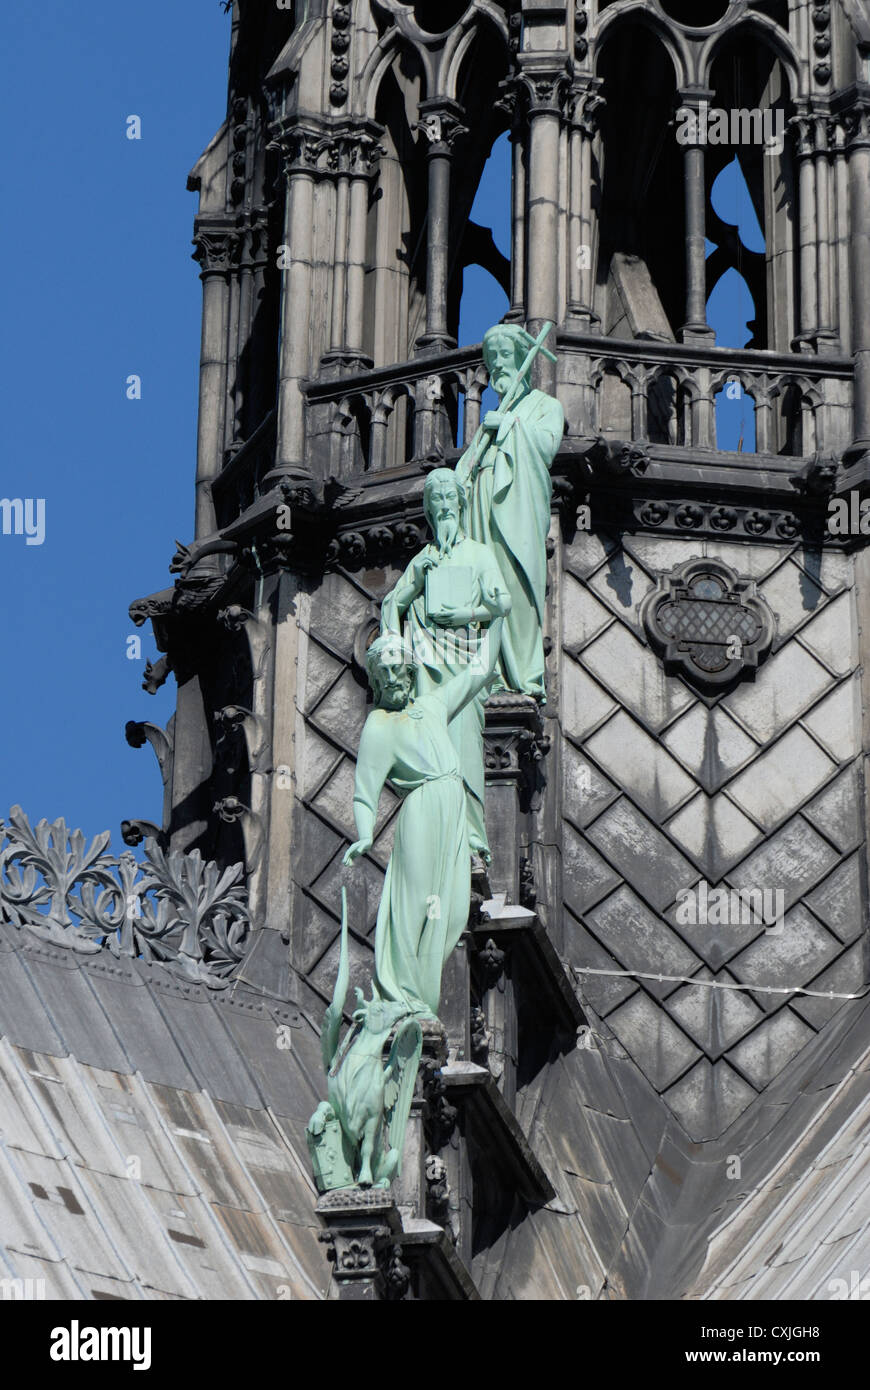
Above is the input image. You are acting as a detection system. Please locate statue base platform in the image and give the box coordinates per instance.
[315,1187,483,1300]
[316,1188,408,1301]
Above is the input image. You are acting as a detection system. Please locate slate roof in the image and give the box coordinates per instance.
[1,908,868,1300]
[492,988,870,1299]
[0,918,332,1300]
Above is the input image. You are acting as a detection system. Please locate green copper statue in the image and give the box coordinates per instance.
[307,619,504,1192]
[307,890,423,1191]
[344,619,504,1017]
[379,468,511,862]
[455,323,564,702]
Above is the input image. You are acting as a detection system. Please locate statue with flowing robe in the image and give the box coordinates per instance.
[342,617,504,1019]
[379,468,511,862]
[455,323,564,702]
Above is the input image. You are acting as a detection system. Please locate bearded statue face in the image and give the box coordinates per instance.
[423,469,464,553]
[483,331,527,400]
[366,635,416,710]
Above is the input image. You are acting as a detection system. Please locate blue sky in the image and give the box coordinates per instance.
[2,4,230,844]
[1,11,760,849]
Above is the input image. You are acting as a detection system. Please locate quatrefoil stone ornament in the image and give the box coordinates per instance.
[641,557,775,692]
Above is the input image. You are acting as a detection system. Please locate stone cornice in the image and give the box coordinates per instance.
[415,99,468,156]
[567,77,605,135]
[514,53,573,117]
[268,115,385,179]
[832,84,870,149]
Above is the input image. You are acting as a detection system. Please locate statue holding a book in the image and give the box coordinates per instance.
[380,468,510,863]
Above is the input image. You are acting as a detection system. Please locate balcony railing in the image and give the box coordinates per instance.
[211,338,855,528]
[559,331,855,459]
[302,345,489,477]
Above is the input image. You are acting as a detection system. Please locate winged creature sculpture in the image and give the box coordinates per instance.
[307,889,423,1192]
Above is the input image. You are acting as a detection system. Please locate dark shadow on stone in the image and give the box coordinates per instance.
[604,550,635,609]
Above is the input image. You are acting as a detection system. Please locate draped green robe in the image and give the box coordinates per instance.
[353,693,470,1019]
[456,388,564,700]
[380,536,507,859]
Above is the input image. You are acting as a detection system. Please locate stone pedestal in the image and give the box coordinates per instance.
[483,693,550,905]
[316,1189,409,1302]
[394,1019,447,1225]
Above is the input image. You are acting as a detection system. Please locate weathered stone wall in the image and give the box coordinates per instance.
[560,528,867,1138]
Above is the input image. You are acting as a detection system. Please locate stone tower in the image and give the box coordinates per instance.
[5,0,866,1300]
[130,0,870,1294]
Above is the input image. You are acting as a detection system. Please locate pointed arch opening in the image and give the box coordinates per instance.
[595,22,684,341]
[714,377,757,453]
[706,28,796,353]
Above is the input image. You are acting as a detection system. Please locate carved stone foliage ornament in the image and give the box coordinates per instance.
[330,2,351,106]
[811,1,832,85]
[641,558,775,693]
[0,806,251,986]
[316,1189,409,1299]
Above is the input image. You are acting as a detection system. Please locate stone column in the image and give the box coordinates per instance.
[415,100,467,355]
[813,111,839,354]
[518,62,570,392]
[678,92,715,344]
[224,243,241,456]
[693,366,716,450]
[508,114,527,322]
[345,171,370,361]
[192,225,238,539]
[631,379,648,440]
[328,167,351,356]
[834,118,852,357]
[264,561,305,946]
[271,125,319,478]
[233,221,253,446]
[754,383,773,454]
[844,93,870,459]
[246,217,271,426]
[493,79,526,325]
[324,126,382,373]
[790,106,822,352]
[566,82,604,331]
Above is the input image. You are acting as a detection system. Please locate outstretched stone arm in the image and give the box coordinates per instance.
[443,615,505,723]
[343,715,394,866]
